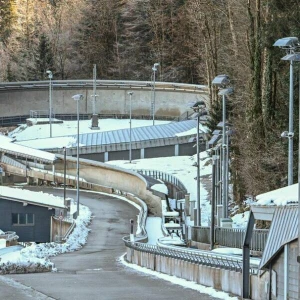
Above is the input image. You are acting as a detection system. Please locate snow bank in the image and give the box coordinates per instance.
[0,204,92,274]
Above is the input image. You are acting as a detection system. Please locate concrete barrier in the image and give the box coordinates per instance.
[126,247,266,299]
[0,80,208,118]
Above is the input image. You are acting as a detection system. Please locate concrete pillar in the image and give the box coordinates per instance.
[174,144,179,156]
[104,152,108,162]
[185,194,190,216]
[27,177,34,185]
[140,148,145,159]
[217,204,223,227]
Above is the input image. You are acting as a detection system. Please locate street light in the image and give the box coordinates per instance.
[128,91,133,163]
[63,146,67,209]
[46,70,53,138]
[212,74,233,219]
[72,94,83,218]
[190,100,206,226]
[152,63,159,125]
[274,37,300,185]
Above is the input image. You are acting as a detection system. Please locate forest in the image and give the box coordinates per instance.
[0,0,300,207]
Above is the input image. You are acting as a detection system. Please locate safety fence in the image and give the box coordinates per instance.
[136,169,188,200]
[123,237,258,274]
[191,226,269,252]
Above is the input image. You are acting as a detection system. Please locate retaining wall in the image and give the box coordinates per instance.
[125,247,270,299]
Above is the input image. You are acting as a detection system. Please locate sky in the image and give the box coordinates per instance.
[1,118,296,298]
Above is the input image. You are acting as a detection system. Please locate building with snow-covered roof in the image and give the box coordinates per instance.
[0,186,66,243]
[242,184,299,300]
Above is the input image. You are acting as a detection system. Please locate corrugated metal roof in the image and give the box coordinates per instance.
[76,120,198,147]
[259,205,298,269]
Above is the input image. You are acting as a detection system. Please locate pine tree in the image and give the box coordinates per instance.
[0,0,17,45]
[35,33,55,79]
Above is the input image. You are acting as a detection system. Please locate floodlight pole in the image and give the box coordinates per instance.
[128,92,133,163]
[63,146,66,207]
[273,37,300,186]
[298,66,300,282]
[212,75,232,219]
[72,94,83,219]
[76,98,80,217]
[47,70,53,138]
[288,60,294,185]
[222,94,227,218]
[196,112,201,226]
[152,63,159,125]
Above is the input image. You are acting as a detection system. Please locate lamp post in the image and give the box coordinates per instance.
[274,37,300,186]
[128,91,133,163]
[152,63,159,125]
[72,94,83,218]
[190,101,206,226]
[46,70,53,138]
[212,75,233,219]
[63,146,67,208]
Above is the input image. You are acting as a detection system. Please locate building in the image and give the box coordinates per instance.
[0,186,66,243]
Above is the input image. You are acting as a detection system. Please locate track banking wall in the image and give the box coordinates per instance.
[0,80,208,119]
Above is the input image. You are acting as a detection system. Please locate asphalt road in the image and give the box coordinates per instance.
[0,188,224,300]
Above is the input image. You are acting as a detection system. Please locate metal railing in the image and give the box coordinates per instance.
[136,169,188,200]
[191,226,269,252]
[29,110,55,119]
[123,238,258,274]
[0,231,19,241]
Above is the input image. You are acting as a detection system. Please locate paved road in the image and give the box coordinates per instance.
[0,188,224,300]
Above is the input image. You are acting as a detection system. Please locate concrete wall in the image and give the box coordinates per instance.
[0,81,208,118]
[126,247,267,299]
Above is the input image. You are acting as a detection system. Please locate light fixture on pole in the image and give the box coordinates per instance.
[190,100,206,226]
[152,63,159,125]
[46,70,53,138]
[128,91,133,163]
[212,74,233,219]
[72,94,83,219]
[274,37,300,186]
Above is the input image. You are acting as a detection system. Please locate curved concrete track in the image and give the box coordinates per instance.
[0,188,221,300]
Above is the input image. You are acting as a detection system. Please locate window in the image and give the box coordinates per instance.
[12,213,34,226]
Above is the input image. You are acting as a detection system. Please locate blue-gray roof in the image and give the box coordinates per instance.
[76,120,198,146]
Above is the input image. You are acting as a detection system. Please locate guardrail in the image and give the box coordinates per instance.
[122,238,258,274]
[191,226,269,252]
[0,80,207,92]
[136,169,188,200]
[0,113,163,127]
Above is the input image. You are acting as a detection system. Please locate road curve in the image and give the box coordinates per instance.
[1,188,223,300]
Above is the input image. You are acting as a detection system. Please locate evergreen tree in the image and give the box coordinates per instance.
[35,33,55,79]
[0,0,16,45]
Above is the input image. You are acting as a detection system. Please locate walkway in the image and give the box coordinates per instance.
[1,188,226,300]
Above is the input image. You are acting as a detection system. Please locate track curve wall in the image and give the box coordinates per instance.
[0,80,208,118]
